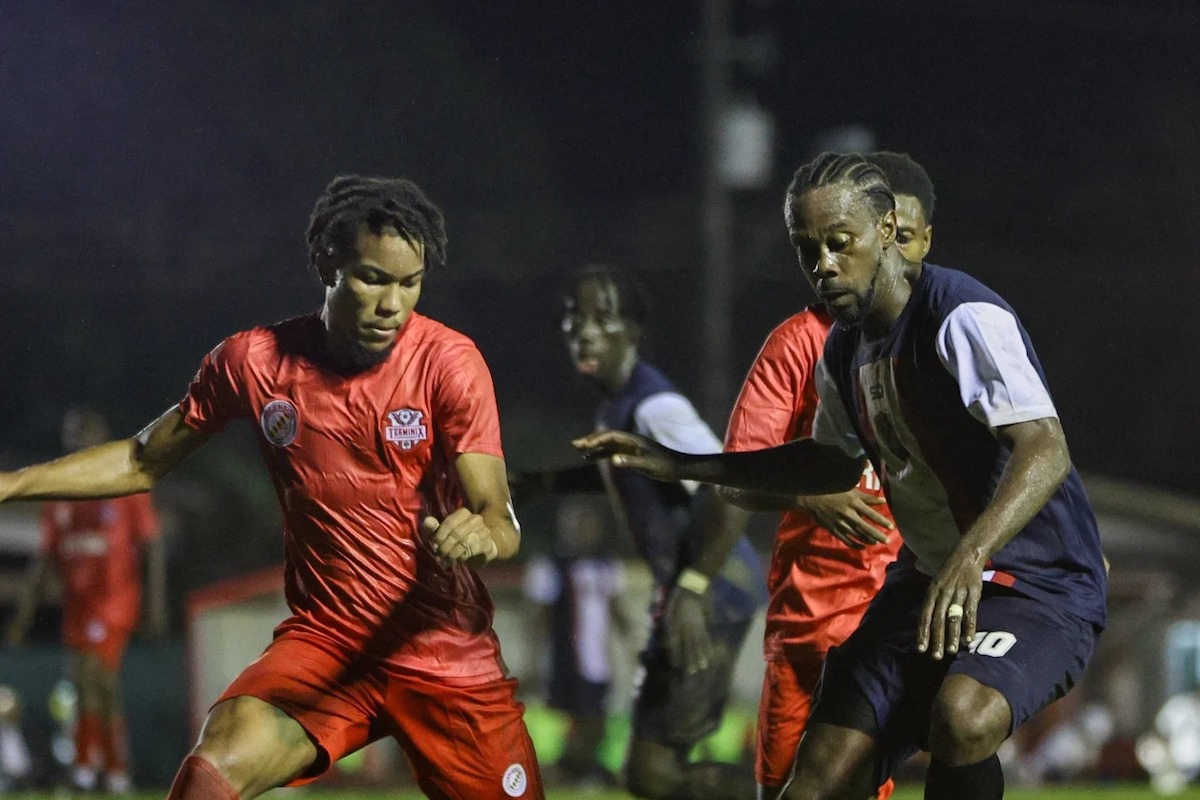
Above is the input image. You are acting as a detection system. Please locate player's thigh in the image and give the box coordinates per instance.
[784,722,879,800]
[756,656,822,790]
[632,618,751,749]
[212,629,382,787]
[384,673,543,800]
[945,588,1098,738]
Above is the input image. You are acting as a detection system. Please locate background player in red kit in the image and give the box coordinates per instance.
[7,407,165,794]
[721,152,935,800]
[0,176,542,800]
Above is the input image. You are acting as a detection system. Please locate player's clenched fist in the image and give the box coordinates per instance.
[423,509,500,565]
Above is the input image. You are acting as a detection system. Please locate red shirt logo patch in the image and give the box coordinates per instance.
[385,408,428,450]
[261,399,299,447]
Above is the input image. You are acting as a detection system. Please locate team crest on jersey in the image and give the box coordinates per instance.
[260,399,299,447]
[385,408,428,450]
[501,763,528,797]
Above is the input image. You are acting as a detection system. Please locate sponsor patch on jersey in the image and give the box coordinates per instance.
[260,399,299,447]
[501,763,527,797]
[385,408,428,450]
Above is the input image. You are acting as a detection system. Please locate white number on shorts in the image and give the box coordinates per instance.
[966,630,1017,658]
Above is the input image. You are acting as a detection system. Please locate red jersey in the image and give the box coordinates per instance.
[725,307,900,661]
[42,493,159,635]
[178,312,507,684]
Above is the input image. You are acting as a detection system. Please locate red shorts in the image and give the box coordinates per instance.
[65,619,133,671]
[756,655,893,800]
[219,630,543,800]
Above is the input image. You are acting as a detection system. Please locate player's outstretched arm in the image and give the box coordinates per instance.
[0,407,210,504]
[572,430,865,496]
[425,452,521,566]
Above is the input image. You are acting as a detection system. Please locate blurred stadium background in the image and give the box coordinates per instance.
[2,0,1199,796]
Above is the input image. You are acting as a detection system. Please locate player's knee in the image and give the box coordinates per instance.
[192,697,316,796]
[929,676,1010,762]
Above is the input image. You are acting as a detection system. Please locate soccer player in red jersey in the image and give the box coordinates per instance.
[0,176,542,800]
[719,152,934,800]
[8,407,165,794]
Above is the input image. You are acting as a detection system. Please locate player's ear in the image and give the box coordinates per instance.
[313,250,339,287]
[878,208,898,247]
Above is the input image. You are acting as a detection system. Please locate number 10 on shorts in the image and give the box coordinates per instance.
[965,630,1017,658]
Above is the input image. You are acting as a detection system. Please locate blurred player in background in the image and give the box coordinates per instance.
[523,496,626,787]
[7,406,164,795]
[719,151,934,800]
[511,265,766,799]
[0,176,542,800]
[574,152,1107,800]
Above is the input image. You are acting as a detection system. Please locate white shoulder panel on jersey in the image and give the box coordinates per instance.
[935,302,1059,429]
[811,359,867,459]
[634,391,722,494]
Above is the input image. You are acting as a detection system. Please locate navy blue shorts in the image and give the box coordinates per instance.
[632,617,754,748]
[810,575,1098,780]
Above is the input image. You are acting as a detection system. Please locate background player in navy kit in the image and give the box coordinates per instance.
[574,154,1107,800]
[511,265,765,799]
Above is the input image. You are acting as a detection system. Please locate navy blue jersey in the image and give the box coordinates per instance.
[597,361,765,624]
[813,264,1106,627]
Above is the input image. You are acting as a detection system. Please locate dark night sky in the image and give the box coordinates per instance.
[2,0,1199,491]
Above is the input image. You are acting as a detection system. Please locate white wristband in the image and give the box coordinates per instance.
[676,568,711,595]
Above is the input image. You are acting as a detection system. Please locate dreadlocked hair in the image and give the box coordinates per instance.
[305,175,448,281]
[785,152,895,221]
[563,263,650,328]
[865,151,936,222]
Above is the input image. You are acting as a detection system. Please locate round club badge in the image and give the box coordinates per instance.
[501,763,527,797]
[260,399,299,447]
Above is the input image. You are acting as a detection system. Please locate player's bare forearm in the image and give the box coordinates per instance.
[0,407,206,504]
[0,439,151,502]
[719,485,802,512]
[456,452,523,562]
[685,486,751,578]
[956,417,1072,563]
[574,430,864,496]
[919,417,1072,659]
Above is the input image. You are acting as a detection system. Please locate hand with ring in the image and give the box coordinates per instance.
[917,548,985,660]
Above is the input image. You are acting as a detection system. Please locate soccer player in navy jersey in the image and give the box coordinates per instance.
[511,265,766,800]
[573,154,1107,800]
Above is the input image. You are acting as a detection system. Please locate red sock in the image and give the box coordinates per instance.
[167,755,240,800]
[75,712,103,770]
[102,715,129,774]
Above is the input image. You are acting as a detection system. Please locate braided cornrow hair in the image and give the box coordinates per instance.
[785,152,895,221]
[305,175,448,284]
